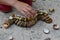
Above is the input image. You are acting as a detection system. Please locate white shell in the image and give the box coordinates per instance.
[9,36,13,40]
[9,16,13,19]
[43,28,50,34]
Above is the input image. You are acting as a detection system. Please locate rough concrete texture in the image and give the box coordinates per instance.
[0,0,60,40]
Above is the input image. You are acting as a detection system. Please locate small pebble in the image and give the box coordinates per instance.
[49,8,55,12]
[0,26,2,28]
[43,28,50,34]
[9,36,13,40]
[53,24,59,30]
[44,38,51,40]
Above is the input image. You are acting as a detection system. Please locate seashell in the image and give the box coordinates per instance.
[49,8,55,12]
[53,24,59,30]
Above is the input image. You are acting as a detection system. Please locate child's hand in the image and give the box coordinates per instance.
[0,0,36,17]
[13,1,36,17]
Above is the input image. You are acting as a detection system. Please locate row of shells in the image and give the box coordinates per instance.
[3,10,52,28]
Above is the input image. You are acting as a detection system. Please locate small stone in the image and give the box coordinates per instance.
[53,24,59,30]
[9,36,13,40]
[0,25,2,28]
[43,28,50,34]
[44,38,51,40]
[0,27,2,28]
[49,8,55,12]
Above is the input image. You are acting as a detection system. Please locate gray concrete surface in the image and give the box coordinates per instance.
[0,0,60,40]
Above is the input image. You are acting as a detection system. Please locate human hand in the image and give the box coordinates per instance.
[13,1,36,17]
[0,0,36,17]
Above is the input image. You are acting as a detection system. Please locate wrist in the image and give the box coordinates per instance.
[11,1,21,7]
[7,0,18,6]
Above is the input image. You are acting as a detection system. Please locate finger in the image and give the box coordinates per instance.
[25,7,36,16]
[19,10,27,17]
[22,5,34,17]
[22,8,32,17]
[26,4,32,8]
[25,7,33,16]
[25,8,34,17]
[32,10,37,15]
[26,5,36,15]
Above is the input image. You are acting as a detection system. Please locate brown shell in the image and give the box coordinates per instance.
[36,11,52,23]
[53,24,59,30]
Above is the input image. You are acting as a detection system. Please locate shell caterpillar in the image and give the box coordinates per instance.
[3,9,52,28]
